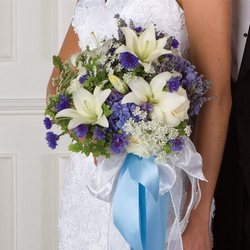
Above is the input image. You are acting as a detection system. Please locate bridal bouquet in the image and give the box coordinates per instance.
[44,18,209,163]
[44,18,210,250]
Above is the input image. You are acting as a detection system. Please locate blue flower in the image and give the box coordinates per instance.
[93,127,106,140]
[46,132,59,149]
[56,94,70,112]
[167,77,181,92]
[73,124,88,138]
[170,137,185,152]
[43,117,52,129]
[140,102,153,113]
[171,38,179,49]
[186,72,196,82]
[79,72,90,84]
[106,89,137,132]
[134,26,143,33]
[110,133,129,153]
[119,52,139,69]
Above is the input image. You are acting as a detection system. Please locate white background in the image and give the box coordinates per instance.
[0,0,77,249]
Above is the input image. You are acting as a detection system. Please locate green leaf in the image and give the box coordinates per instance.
[177,121,187,136]
[53,55,64,73]
[68,142,84,153]
[102,104,113,117]
[163,143,172,154]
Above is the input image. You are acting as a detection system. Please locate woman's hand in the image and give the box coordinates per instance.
[182,207,212,250]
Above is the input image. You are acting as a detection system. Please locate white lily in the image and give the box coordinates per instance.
[55,86,111,129]
[116,23,171,70]
[121,72,190,126]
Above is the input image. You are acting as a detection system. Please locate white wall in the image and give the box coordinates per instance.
[0,0,77,249]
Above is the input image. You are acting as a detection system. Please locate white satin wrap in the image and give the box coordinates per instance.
[87,138,206,250]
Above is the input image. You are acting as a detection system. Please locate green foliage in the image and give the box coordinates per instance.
[177,121,187,136]
[102,104,113,117]
[68,142,84,153]
[163,143,172,154]
[53,55,64,72]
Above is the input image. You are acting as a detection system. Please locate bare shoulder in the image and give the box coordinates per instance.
[181,0,231,31]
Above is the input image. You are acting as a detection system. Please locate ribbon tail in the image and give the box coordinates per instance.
[112,159,143,250]
[146,190,170,250]
[112,154,170,250]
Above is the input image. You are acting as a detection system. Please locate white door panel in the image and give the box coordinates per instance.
[0,0,77,249]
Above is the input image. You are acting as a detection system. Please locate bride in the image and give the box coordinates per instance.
[47,0,232,249]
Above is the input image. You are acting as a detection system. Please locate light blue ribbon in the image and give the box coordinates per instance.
[112,154,170,250]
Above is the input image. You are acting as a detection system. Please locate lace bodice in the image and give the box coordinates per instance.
[72,0,189,58]
[59,1,191,250]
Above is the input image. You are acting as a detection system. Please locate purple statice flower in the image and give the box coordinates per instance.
[79,72,90,84]
[167,77,181,92]
[170,137,185,152]
[110,133,129,153]
[189,97,207,117]
[171,38,179,49]
[46,132,59,149]
[56,94,70,112]
[73,124,88,138]
[119,52,139,70]
[93,127,106,140]
[140,102,153,113]
[43,117,52,129]
[134,26,143,33]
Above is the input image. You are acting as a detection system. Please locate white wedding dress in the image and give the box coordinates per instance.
[58,0,193,249]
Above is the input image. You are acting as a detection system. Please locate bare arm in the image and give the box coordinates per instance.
[180,0,232,249]
[46,24,81,99]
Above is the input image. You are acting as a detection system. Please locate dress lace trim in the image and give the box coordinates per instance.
[71,0,189,58]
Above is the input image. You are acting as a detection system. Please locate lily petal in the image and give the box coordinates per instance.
[121,92,141,105]
[94,114,109,128]
[139,23,156,52]
[138,24,157,61]
[158,92,186,111]
[68,117,86,130]
[150,72,173,98]
[145,48,170,62]
[120,27,139,52]
[127,77,151,103]
[116,44,130,54]
[156,37,168,49]
[55,108,79,119]
[73,88,93,112]
[94,87,111,105]
[163,111,182,127]
[116,45,139,58]
[150,105,165,122]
